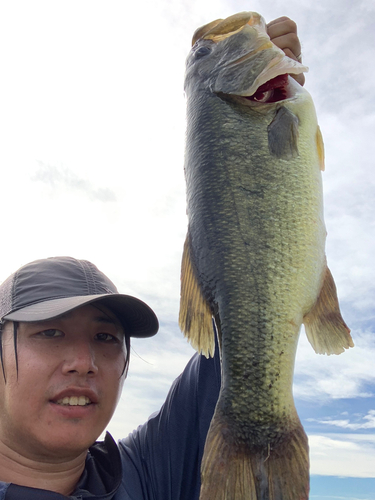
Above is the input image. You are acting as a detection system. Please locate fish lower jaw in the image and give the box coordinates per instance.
[55,396,92,406]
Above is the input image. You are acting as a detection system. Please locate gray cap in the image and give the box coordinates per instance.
[0,256,159,338]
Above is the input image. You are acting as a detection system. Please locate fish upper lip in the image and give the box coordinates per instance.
[225,47,270,68]
[217,57,308,98]
[51,388,99,404]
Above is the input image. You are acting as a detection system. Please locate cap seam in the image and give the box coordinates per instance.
[77,260,92,295]
[86,261,99,294]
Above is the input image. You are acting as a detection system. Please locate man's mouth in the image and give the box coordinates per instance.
[55,396,92,406]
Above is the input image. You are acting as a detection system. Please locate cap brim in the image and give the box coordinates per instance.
[4,294,159,338]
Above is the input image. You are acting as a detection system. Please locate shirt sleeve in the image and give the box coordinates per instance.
[117,346,221,500]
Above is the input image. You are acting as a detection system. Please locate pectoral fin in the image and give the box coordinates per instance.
[303,267,353,355]
[179,234,215,358]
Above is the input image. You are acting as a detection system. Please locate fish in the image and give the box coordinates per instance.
[179,11,353,500]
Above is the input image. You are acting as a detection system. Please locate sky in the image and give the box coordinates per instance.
[0,0,374,498]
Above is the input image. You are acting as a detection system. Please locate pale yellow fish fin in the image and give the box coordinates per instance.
[200,410,309,500]
[179,234,214,358]
[303,266,353,355]
[316,125,325,171]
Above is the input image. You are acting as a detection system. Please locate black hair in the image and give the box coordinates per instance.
[0,320,19,382]
[0,321,6,382]
[122,334,131,378]
[13,321,19,376]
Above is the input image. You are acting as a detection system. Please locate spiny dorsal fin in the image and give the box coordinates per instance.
[179,234,215,358]
[303,266,353,355]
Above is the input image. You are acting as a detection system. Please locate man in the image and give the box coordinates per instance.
[0,18,304,499]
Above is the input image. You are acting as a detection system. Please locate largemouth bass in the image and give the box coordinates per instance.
[179,12,353,500]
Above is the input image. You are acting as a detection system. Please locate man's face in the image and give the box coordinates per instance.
[0,304,127,462]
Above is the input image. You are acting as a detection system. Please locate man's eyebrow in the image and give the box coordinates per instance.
[93,315,125,336]
[93,315,118,326]
[26,315,120,327]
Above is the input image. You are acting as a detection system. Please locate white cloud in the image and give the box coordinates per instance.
[309,433,375,478]
[32,162,117,202]
[309,410,375,431]
[310,497,373,500]
[294,329,375,401]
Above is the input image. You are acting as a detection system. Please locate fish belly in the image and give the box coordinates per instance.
[184,93,325,499]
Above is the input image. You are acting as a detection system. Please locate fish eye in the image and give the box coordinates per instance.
[194,45,212,58]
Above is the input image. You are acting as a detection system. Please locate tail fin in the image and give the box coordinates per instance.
[200,411,309,500]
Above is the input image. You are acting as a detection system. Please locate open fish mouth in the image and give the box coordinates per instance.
[243,74,289,103]
[217,73,298,106]
[211,53,307,102]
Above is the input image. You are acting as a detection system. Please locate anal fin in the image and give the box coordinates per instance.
[179,234,214,358]
[303,266,353,355]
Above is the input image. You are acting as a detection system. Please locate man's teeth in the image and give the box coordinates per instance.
[56,396,91,406]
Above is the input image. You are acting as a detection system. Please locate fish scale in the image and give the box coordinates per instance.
[179,11,352,499]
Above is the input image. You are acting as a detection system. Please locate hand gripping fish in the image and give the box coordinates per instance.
[179,12,353,500]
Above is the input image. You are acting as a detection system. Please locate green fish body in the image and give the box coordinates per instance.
[179,12,353,500]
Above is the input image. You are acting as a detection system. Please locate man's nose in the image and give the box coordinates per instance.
[62,339,99,376]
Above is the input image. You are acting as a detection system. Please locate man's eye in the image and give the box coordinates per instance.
[95,333,118,343]
[38,329,64,338]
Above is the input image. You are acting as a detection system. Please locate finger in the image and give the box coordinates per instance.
[291,73,305,86]
[271,33,301,60]
[280,47,305,86]
[267,17,297,39]
[283,47,301,62]
[267,18,305,87]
